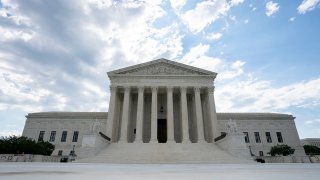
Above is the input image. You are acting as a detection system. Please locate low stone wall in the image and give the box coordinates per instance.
[257,156,311,163]
[0,154,61,162]
[309,155,320,163]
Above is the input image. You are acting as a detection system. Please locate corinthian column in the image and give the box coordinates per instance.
[135,86,144,143]
[167,86,174,142]
[207,86,219,141]
[194,87,205,143]
[106,86,117,142]
[150,86,158,143]
[180,87,190,143]
[120,87,131,142]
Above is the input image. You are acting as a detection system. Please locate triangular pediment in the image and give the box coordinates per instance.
[108,58,216,76]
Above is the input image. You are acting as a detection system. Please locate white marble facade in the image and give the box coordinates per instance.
[22,59,306,162]
[105,59,219,144]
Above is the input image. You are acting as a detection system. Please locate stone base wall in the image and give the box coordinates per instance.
[257,156,311,163]
[0,154,61,162]
[309,155,320,163]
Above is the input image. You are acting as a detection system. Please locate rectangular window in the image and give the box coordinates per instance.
[265,132,272,143]
[276,132,283,143]
[61,131,68,142]
[72,131,79,142]
[49,131,56,142]
[58,150,63,156]
[259,151,264,156]
[243,132,250,143]
[38,131,45,142]
[254,132,261,143]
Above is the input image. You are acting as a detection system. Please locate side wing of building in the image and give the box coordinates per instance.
[217,113,306,156]
[22,112,107,156]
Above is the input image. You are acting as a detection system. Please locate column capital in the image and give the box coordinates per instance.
[110,85,117,92]
[207,86,215,93]
[151,86,158,92]
[193,86,201,93]
[166,86,174,92]
[180,86,187,93]
[137,86,145,93]
[123,86,131,92]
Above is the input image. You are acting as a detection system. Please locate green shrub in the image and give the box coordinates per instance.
[0,136,54,155]
[303,145,320,155]
[268,144,295,156]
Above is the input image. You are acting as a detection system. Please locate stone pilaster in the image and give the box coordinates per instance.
[106,86,117,142]
[194,87,205,143]
[135,86,144,143]
[150,86,158,143]
[120,86,131,142]
[180,87,190,143]
[207,86,219,141]
[167,86,174,142]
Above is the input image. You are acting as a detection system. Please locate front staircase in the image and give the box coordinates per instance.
[77,142,253,163]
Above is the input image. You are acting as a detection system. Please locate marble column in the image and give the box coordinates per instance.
[150,87,158,143]
[167,86,174,142]
[135,86,144,143]
[207,86,219,141]
[106,86,117,142]
[120,87,131,142]
[194,87,205,143]
[180,87,190,143]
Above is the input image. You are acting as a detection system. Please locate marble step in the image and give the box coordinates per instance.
[77,142,253,163]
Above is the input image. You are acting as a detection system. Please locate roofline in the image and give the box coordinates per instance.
[107,58,217,77]
[217,112,295,120]
[26,112,108,119]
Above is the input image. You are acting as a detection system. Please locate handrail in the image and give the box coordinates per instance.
[214,132,227,142]
[99,132,111,141]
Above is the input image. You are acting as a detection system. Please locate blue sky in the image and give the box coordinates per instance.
[0,0,320,139]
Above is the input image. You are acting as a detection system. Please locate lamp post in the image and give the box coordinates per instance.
[69,145,76,162]
[248,145,254,156]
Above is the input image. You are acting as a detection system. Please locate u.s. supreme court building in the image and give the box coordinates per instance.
[22,59,307,163]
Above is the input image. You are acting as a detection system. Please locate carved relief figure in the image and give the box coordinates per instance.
[226,119,238,134]
[90,119,101,134]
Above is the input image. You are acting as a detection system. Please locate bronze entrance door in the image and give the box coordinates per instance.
[157,119,167,143]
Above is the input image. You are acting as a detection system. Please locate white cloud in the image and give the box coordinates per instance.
[244,19,249,24]
[181,0,230,33]
[206,32,223,40]
[289,17,296,22]
[230,0,245,6]
[0,0,184,115]
[265,1,280,16]
[305,119,320,125]
[170,0,187,11]
[0,28,33,42]
[0,129,21,137]
[216,77,320,112]
[229,15,237,21]
[249,4,257,11]
[180,44,245,80]
[297,0,320,14]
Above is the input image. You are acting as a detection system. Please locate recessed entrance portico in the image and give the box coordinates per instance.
[105,59,220,144]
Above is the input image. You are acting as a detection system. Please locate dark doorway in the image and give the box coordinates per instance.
[157,119,167,143]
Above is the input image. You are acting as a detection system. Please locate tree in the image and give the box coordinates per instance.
[303,145,320,155]
[268,144,295,156]
[0,136,54,155]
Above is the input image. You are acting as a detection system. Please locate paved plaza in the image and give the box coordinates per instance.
[0,163,320,180]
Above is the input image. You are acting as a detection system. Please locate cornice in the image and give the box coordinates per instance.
[26,112,108,119]
[107,58,217,78]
